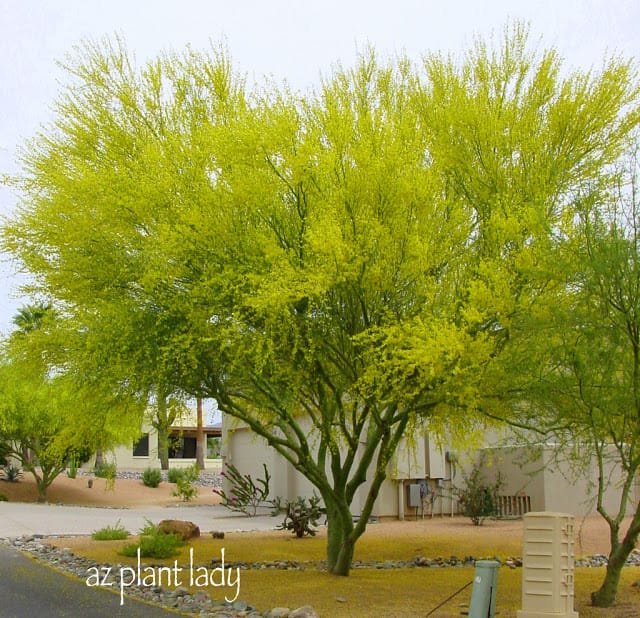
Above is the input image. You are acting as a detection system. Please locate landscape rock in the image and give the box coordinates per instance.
[265,608,291,618]
[157,519,200,541]
[289,605,319,618]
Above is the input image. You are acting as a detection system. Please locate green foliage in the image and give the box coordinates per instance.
[93,462,116,479]
[1,463,23,483]
[171,463,199,502]
[0,347,92,501]
[66,456,78,479]
[495,136,640,606]
[216,462,271,516]
[142,467,162,488]
[120,519,185,558]
[0,493,7,502]
[206,436,221,459]
[272,494,325,538]
[167,467,184,483]
[453,462,503,526]
[92,520,129,540]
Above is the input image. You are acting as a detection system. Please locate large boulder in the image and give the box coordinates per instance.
[157,519,200,541]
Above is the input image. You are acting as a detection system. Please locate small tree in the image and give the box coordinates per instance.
[172,462,200,502]
[491,137,640,607]
[0,361,84,501]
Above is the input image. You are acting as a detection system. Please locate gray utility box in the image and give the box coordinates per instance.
[517,512,578,618]
[408,483,422,508]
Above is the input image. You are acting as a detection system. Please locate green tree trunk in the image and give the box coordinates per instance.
[36,480,47,503]
[591,547,626,607]
[325,498,356,576]
[196,397,205,470]
[155,395,171,470]
[591,512,640,607]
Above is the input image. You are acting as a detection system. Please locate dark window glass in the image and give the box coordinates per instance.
[133,434,149,457]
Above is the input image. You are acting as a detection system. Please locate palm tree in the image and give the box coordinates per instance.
[12,303,52,333]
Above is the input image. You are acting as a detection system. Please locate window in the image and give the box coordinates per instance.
[133,434,149,457]
[168,434,197,459]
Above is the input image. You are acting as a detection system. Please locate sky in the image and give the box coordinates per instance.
[0,0,639,336]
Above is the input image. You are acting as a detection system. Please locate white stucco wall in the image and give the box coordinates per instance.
[223,416,640,522]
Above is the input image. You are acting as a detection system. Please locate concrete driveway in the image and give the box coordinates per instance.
[0,502,278,537]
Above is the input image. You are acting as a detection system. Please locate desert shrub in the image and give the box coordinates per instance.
[453,460,503,526]
[120,519,185,558]
[172,463,200,502]
[94,461,116,491]
[272,494,325,537]
[93,461,116,479]
[2,463,23,482]
[215,462,271,516]
[92,520,129,540]
[142,467,162,488]
[167,467,184,483]
[0,493,7,501]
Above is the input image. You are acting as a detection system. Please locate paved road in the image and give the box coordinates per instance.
[0,502,278,537]
[0,544,181,617]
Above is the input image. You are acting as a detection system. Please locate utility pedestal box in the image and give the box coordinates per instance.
[517,512,578,618]
[469,560,499,618]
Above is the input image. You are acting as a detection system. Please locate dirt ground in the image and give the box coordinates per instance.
[0,472,222,507]
[0,472,633,557]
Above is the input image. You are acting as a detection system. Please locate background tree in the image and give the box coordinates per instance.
[1,39,226,468]
[494,137,640,607]
[0,305,143,501]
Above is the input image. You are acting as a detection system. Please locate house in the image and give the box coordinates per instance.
[222,418,640,520]
[106,406,223,471]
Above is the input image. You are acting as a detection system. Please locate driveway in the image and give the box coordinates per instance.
[0,543,182,617]
[0,502,278,537]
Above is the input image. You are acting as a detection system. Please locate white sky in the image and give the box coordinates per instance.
[0,0,638,334]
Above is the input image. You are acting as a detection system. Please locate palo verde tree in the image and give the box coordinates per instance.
[0,305,142,501]
[0,38,224,468]
[499,137,640,608]
[3,26,639,574]
[160,28,639,575]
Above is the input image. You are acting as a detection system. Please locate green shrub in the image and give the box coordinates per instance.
[94,461,117,491]
[93,461,116,479]
[92,520,129,540]
[120,519,185,558]
[272,494,325,537]
[453,459,503,526]
[1,463,23,482]
[142,467,162,488]
[167,467,184,483]
[172,463,200,502]
[0,493,8,501]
